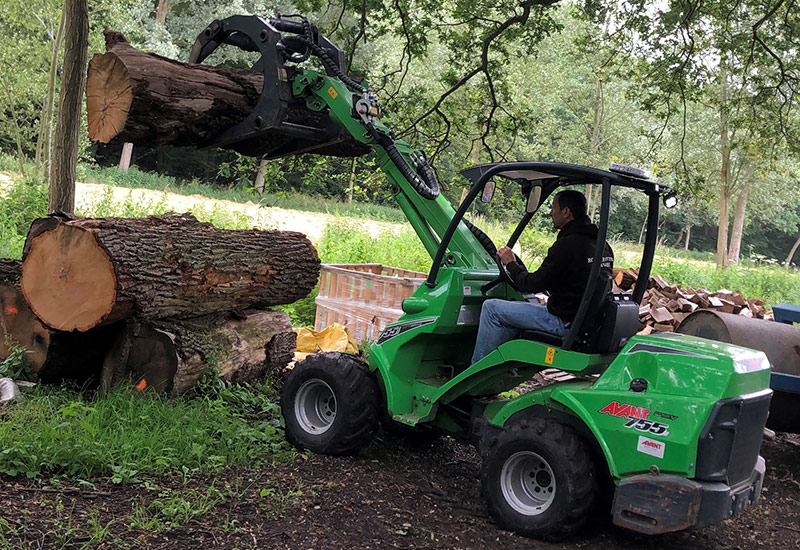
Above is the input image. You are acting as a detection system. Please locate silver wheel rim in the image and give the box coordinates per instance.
[500,451,556,515]
[294,379,337,434]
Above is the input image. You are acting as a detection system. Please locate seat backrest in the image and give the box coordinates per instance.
[590,293,639,353]
[577,272,613,334]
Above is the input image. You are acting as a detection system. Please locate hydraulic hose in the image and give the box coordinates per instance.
[383,141,440,200]
[463,218,497,257]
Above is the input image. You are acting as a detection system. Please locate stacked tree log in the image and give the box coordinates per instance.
[2,212,319,393]
[612,268,770,335]
[0,258,117,385]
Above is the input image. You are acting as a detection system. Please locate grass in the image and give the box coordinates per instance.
[77,163,407,223]
[0,379,292,482]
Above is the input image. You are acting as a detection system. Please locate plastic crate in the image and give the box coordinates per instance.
[314,264,426,343]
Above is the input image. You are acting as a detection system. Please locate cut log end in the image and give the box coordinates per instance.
[22,224,118,331]
[86,51,133,143]
[0,285,51,372]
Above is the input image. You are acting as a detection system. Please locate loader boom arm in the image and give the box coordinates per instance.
[292,70,494,270]
[190,15,495,273]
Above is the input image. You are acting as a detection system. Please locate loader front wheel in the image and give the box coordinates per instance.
[281,352,379,455]
[482,418,597,540]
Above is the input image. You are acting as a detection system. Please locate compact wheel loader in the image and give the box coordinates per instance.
[191,15,773,540]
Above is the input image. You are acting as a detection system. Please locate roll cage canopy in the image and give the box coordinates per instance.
[428,161,673,351]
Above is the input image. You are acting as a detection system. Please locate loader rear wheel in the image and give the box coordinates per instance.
[482,418,597,540]
[281,352,379,455]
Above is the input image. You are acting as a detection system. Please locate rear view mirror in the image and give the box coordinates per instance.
[481,180,496,203]
[526,186,542,213]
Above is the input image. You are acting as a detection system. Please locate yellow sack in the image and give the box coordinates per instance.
[293,323,359,362]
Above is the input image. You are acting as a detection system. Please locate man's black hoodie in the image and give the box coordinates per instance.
[506,217,614,323]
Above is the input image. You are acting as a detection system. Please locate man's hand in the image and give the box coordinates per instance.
[497,246,515,266]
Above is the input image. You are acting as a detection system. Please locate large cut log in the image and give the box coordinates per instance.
[21,213,319,332]
[101,310,296,394]
[85,31,369,157]
[0,258,118,382]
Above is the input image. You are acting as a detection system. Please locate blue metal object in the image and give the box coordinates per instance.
[770,372,800,393]
[773,303,800,325]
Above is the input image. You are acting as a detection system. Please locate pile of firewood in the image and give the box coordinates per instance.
[0,212,320,394]
[612,268,770,335]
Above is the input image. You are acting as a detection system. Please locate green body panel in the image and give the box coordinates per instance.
[481,333,771,481]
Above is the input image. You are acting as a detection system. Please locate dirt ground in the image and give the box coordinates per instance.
[0,430,798,549]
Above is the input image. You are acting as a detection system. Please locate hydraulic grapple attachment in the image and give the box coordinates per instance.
[189,15,370,159]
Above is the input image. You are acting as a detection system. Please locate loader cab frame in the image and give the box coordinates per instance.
[426,161,675,352]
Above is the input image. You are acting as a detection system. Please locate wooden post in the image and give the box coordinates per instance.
[118,142,133,172]
[254,157,267,193]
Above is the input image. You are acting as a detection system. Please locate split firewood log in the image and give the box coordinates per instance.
[85,31,369,158]
[21,213,319,332]
[100,310,296,394]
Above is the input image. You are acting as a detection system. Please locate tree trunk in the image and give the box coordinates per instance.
[684,212,692,251]
[100,310,296,394]
[85,32,368,158]
[347,157,356,203]
[35,9,67,179]
[49,0,89,214]
[785,234,800,266]
[21,213,319,332]
[155,0,172,25]
[716,61,731,268]
[728,177,749,264]
[587,76,604,221]
[0,70,27,176]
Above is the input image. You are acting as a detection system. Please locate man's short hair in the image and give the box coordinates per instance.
[555,190,588,219]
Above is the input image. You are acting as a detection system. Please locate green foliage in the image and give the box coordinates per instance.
[0,382,291,481]
[315,220,431,273]
[0,175,48,258]
[275,285,319,328]
[0,336,35,381]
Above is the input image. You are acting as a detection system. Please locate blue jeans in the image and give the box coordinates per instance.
[471,299,568,364]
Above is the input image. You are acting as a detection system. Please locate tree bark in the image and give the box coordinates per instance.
[717,61,731,268]
[728,176,749,264]
[49,0,88,214]
[100,310,296,394]
[0,69,27,176]
[21,213,319,332]
[85,32,369,158]
[684,212,692,251]
[155,0,172,25]
[785,234,800,266]
[35,9,66,179]
[0,260,49,372]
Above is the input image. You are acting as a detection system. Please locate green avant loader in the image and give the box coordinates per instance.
[190,15,772,540]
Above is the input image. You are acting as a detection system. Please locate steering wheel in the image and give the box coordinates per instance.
[481,251,528,295]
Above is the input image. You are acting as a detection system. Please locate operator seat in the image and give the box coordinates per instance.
[520,273,639,354]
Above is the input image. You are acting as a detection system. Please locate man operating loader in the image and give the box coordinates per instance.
[471,189,614,363]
